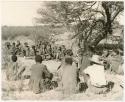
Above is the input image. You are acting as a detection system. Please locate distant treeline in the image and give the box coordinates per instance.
[2,25,67,41]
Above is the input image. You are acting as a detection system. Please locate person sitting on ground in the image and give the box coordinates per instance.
[82,55,114,94]
[6,55,19,81]
[100,49,110,70]
[61,57,77,97]
[28,55,53,94]
[57,49,77,71]
[57,49,80,90]
[106,50,123,74]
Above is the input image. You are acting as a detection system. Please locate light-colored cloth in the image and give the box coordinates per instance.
[84,64,107,87]
[6,62,19,81]
[61,64,77,95]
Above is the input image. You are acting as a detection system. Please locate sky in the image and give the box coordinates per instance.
[1,0,124,26]
[1,0,44,26]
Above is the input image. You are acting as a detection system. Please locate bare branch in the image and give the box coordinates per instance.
[111,8,124,22]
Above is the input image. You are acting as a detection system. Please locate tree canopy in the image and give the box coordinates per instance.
[36,1,124,52]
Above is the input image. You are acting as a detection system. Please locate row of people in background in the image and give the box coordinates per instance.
[5,40,66,60]
[78,48,123,75]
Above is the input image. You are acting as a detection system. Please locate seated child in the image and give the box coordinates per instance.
[61,56,77,97]
[28,55,53,94]
[6,55,19,81]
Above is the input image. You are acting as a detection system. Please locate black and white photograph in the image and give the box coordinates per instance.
[1,0,124,101]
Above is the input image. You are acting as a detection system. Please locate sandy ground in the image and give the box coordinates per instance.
[1,59,124,101]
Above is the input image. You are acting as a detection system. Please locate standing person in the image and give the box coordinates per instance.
[11,42,17,55]
[28,55,52,94]
[46,44,52,60]
[57,49,79,91]
[52,45,57,59]
[41,44,46,60]
[6,55,19,81]
[16,40,23,56]
[23,42,30,57]
[56,46,62,61]
[30,45,36,56]
[3,42,11,69]
[60,45,66,60]
[61,57,77,97]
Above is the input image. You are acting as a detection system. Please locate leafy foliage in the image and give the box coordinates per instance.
[36,1,124,52]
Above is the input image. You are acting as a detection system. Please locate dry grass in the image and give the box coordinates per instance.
[1,59,123,100]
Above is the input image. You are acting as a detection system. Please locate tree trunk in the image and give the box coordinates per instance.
[91,30,107,47]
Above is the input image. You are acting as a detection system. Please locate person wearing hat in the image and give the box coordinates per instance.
[83,55,111,94]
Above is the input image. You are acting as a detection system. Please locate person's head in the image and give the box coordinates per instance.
[103,50,108,56]
[12,42,15,46]
[111,50,119,56]
[114,49,120,55]
[35,55,42,63]
[32,45,35,49]
[11,55,17,62]
[65,57,73,65]
[65,49,73,56]
[24,42,28,46]
[17,40,20,44]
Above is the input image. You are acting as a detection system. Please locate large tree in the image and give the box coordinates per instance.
[36,1,124,52]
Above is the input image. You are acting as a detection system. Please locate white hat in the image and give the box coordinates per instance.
[89,55,102,64]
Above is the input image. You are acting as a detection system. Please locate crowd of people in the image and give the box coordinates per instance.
[4,40,66,61]
[3,40,124,98]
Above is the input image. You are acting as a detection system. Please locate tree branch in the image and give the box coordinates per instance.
[111,8,124,22]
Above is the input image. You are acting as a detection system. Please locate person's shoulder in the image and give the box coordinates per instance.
[15,62,19,66]
[40,63,46,67]
[31,64,37,68]
[94,64,104,70]
[84,65,93,71]
[86,65,93,69]
[40,64,47,69]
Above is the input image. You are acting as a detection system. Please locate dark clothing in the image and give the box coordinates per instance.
[80,54,90,72]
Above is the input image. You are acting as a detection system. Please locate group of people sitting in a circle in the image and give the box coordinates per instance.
[4,41,124,97]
